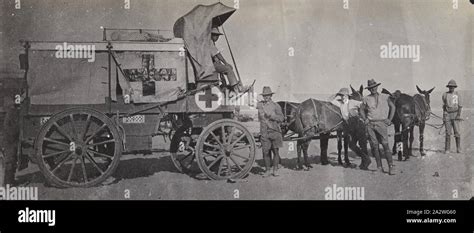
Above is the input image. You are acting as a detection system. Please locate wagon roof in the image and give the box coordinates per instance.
[172,2,236,81]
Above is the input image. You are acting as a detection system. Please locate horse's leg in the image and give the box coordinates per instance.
[337,130,343,165]
[402,125,410,161]
[393,122,403,161]
[303,139,312,169]
[344,133,350,166]
[296,139,303,170]
[418,122,426,156]
[320,133,330,165]
[392,123,398,155]
[408,126,415,157]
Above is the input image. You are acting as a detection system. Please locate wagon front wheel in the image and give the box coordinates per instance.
[35,108,122,188]
[195,119,256,180]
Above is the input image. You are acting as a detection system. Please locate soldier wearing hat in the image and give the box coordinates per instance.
[210,27,246,93]
[330,88,371,170]
[257,86,284,177]
[442,79,462,153]
[360,79,396,175]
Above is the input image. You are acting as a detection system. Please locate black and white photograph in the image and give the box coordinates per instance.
[0,0,473,230]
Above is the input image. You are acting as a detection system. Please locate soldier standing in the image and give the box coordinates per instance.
[442,79,462,153]
[330,88,371,170]
[257,86,284,177]
[360,79,396,175]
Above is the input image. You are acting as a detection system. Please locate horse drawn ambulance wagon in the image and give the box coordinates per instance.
[15,3,256,188]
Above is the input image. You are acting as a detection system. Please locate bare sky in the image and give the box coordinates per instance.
[1,0,472,101]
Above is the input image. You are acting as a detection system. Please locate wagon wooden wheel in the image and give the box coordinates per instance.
[195,119,256,180]
[35,108,122,188]
[169,125,200,173]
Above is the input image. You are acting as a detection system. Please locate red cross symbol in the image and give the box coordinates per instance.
[195,86,222,111]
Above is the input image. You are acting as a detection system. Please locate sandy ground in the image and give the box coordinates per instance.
[11,110,474,200]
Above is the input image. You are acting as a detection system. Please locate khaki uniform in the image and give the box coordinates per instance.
[257,100,284,154]
[442,91,461,137]
[361,93,393,169]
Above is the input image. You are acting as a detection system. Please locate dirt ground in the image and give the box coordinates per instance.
[11,110,474,200]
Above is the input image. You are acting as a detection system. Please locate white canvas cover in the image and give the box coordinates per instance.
[28,48,186,105]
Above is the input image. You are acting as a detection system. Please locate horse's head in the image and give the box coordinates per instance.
[416,85,435,107]
[350,84,364,101]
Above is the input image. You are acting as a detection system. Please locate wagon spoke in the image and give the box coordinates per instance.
[80,156,88,183]
[81,114,91,141]
[52,122,73,142]
[43,150,70,158]
[226,157,232,174]
[54,151,73,164]
[232,144,250,151]
[85,152,104,174]
[44,137,70,147]
[226,127,235,144]
[217,157,225,176]
[177,151,194,162]
[87,139,115,147]
[69,114,78,139]
[231,133,246,147]
[85,124,107,143]
[210,131,223,146]
[202,150,221,157]
[67,157,79,182]
[207,155,224,170]
[231,152,249,162]
[221,126,226,144]
[184,154,195,169]
[203,142,220,149]
[87,149,113,159]
[229,155,243,171]
[44,145,66,152]
[51,152,74,173]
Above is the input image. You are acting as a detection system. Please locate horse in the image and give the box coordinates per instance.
[285,86,367,170]
[382,86,434,160]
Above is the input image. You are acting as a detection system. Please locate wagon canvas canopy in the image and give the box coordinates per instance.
[173,2,236,81]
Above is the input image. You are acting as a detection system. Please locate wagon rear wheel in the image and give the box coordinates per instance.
[35,108,122,188]
[195,119,256,180]
[169,126,199,173]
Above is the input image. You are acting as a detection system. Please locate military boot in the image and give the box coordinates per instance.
[455,137,462,153]
[388,163,396,175]
[444,136,451,154]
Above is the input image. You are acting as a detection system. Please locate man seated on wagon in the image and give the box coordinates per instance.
[210,27,248,94]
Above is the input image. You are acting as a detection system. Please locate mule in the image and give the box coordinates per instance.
[277,85,367,170]
[382,86,434,160]
[289,86,367,170]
